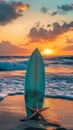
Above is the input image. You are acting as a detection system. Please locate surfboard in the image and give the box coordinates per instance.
[25,48,45,119]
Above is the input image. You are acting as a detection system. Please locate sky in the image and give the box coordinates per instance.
[0,0,73,56]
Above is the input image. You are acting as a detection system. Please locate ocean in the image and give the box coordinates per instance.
[0,56,73,101]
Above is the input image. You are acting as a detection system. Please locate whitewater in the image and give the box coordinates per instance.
[0,56,73,101]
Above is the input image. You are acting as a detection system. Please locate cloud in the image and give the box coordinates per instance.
[47,24,51,27]
[0,41,27,55]
[0,0,30,25]
[66,38,73,44]
[51,11,58,16]
[51,4,73,16]
[27,21,73,43]
[57,4,73,12]
[62,45,73,51]
[41,6,48,13]
[35,21,41,27]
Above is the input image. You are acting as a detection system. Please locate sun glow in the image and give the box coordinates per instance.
[43,49,54,55]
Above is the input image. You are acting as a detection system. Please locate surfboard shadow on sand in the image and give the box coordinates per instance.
[12,119,67,130]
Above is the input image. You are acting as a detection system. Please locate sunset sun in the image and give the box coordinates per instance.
[43,49,54,55]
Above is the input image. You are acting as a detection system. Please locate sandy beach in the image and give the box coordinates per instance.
[0,95,73,130]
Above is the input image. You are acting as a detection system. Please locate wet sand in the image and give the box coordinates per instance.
[0,95,73,130]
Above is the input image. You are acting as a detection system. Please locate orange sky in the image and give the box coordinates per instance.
[0,0,73,56]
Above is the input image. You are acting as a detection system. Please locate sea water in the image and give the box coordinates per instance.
[0,56,73,101]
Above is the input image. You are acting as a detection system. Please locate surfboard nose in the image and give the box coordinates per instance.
[34,48,40,55]
[31,48,42,61]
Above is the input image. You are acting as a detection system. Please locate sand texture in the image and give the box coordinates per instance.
[0,95,73,130]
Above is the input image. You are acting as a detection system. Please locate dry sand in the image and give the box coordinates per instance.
[0,95,73,130]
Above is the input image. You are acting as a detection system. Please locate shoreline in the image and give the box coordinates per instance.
[0,95,73,130]
[0,93,73,102]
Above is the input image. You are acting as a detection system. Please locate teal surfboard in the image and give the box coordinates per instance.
[25,48,45,119]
